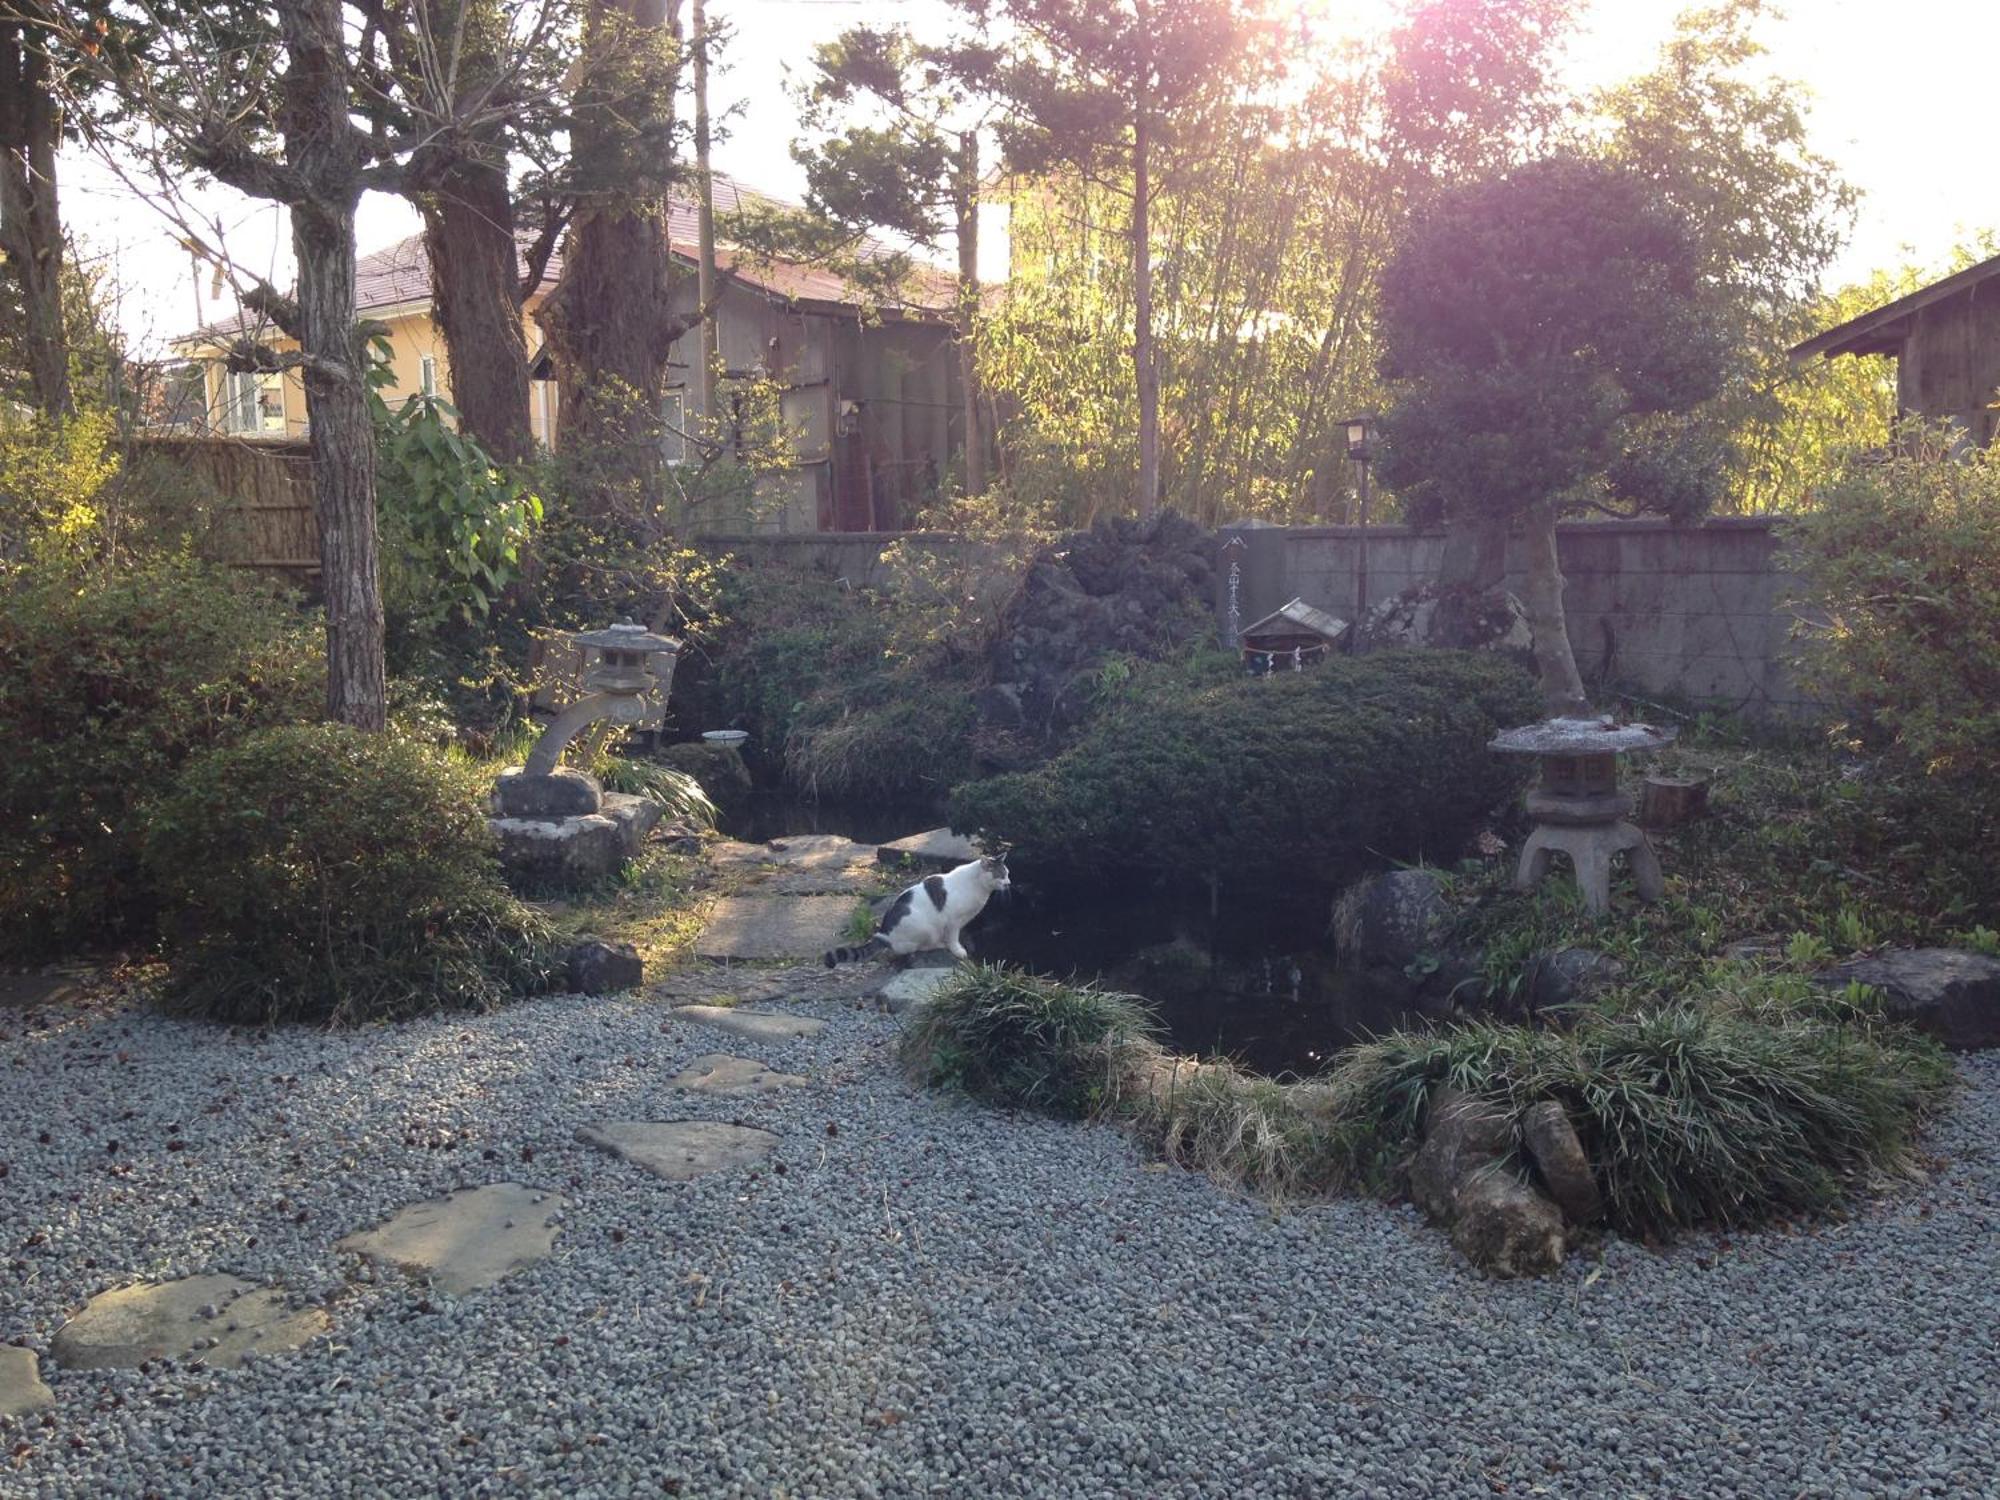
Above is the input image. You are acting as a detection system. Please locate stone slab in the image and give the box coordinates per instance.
[877,828,983,871]
[0,1346,53,1416]
[49,1275,328,1372]
[338,1183,563,1297]
[761,835,877,869]
[576,1121,780,1181]
[693,895,857,961]
[673,1006,827,1043]
[756,864,884,896]
[876,967,958,1015]
[669,1053,808,1096]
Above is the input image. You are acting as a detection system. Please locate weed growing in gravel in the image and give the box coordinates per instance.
[899,964,1158,1119]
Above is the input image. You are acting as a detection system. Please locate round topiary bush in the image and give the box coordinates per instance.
[142,724,556,1025]
[948,649,1539,891]
[0,555,323,958]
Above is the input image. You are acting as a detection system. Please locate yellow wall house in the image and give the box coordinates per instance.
[172,176,967,532]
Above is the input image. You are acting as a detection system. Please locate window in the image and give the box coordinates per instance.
[420,354,437,397]
[661,390,687,465]
[225,368,286,434]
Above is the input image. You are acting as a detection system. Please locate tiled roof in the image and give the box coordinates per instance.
[181,174,956,345]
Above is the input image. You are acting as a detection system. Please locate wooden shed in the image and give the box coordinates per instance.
[1241,597,1349,673]
[1790,251,2000,449]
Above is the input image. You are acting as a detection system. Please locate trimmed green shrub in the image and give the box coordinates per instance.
[949,650,1539,888]
[898,964,1159,1119]
[0,555,323,958]
[1325,996,1954,1238]
[142,724,556,1025]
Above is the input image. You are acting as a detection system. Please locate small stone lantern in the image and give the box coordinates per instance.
[1488,717,1676,916]
[489,622,680,888]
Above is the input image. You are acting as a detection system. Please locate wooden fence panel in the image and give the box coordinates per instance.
[130,434,320,579]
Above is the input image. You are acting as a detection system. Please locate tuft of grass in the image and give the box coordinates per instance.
[841,899,877,944]
[593,754,719,830]
[1114,1053,1353,1200]
[899,964,1158,1119]
[1322,996,1955,1239]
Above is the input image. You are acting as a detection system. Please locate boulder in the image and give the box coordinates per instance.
[1359,581,1532,656]
[1827,948,2000,1051]
[565,938,643,994]
[1407,1088,1512,1223]
[1524,948,1626,1018]
[491,793,661,890]
[1448,1168,1569,1279]
[879,828,985,873]
[1408,1088,1568,1277]
[490,766,603,819]
[1336,869,1447,969]
[1520,1100,1603,1225]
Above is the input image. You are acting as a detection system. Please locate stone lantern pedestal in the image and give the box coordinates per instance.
[490,623,679,889]
[1489,718,1676,916]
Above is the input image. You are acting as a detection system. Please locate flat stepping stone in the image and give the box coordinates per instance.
[757,864,883,896]
[338,1183,563,1297]
[673,1006,827,1043]
[693,895,856,961]
[877,828,983,871]
[762,834,876,868]
[876,966,959,1015]
[669,1053,807,1096]
[576,1121,779,1181]
[0,1346,53,1416]
[49,1275,328,1372]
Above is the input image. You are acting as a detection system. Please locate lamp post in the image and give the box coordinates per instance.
[1343,414,1376,653]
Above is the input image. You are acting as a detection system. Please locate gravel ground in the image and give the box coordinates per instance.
[1,981,1995,1500]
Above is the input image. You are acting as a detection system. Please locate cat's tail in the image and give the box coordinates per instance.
[823,935,890,968]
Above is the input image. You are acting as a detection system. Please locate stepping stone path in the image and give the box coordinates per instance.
[670,1053,807,1096]
[48,1275,329,1372]
[693,895,858,961]
[674,1005,827,1043]
[0,1346,53,1417]
[339,1183,564,1297]
[576,1121,780,1181]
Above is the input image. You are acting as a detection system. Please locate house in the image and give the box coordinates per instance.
[173,176,968,533]
[1790,251,2000,449]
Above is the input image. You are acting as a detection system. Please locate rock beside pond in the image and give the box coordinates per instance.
[1336,869,1447,969]
[655,741,754,813]
[1409,1088,1568,1278]
[1524,948,1626,1019]
[1826,947,2000,1051]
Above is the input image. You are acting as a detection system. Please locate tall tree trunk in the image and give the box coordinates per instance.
[954,131,984,498]
[537,0,685,506]
[1519,504,1588,717]
[419,148,532,462]
[0,4,73,417]
[283,0,386,729]
[1131,89,1160,519]
[691,0,718,430]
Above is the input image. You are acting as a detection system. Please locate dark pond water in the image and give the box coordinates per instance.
[719,796,1430,1077]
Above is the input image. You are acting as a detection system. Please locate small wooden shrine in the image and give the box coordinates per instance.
[1241,597,1349,674]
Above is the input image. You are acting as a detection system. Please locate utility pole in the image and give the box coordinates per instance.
[692,0,719,436]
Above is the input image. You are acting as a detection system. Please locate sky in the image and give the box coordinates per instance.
[61,0,2000,356]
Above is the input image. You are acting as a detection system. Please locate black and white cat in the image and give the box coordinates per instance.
[824,854,1010,967]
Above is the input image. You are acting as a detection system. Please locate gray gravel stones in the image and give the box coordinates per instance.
[576,1121,780,1181]
[668,1053,806,1096]
[2,987,1996,1498]
[338,1183,564,1296]
[0,1345,52,1416]
[48,1274,328,1372]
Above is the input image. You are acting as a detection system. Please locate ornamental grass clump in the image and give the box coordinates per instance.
[1325,999,1954,1239]
[143,723,558,1025]
[898,964,1158,1120]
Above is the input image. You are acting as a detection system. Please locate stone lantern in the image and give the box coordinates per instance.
[490,621,681,887]
[1488,717,1676,916]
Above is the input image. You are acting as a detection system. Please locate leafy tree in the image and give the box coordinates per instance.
[1375,156,1729,715]
[793,22,993,494]
[1593,0,1856,514]
[953,0,1280,519]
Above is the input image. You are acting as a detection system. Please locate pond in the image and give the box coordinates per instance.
[718,799,1435,1078]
